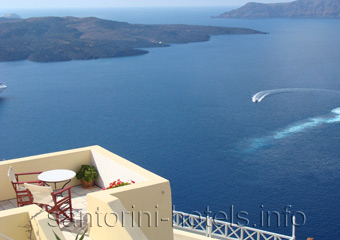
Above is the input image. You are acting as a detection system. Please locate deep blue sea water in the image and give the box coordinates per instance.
[1,7,340,239]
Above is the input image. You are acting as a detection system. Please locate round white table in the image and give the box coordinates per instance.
[38,169,76,190]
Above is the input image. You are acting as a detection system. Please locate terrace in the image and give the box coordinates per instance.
[0,185,100,240]
[0,146,295,240]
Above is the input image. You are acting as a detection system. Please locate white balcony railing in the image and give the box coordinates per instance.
[173,211,295,240]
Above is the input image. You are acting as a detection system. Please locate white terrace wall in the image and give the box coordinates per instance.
[0,205,66,240]
[0,210,31,240]
[87,181,173,240]
[87,147,173,240]
[91,149,147,188]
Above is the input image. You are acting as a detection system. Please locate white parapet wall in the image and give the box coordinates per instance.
[87,181,173,240]
[87,147,173,240]
[91,149,147,188]
[0,205,66,240]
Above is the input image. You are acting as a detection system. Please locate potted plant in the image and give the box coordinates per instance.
[76,165,98,188]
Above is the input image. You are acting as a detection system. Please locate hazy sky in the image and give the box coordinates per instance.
[0,0,294,8]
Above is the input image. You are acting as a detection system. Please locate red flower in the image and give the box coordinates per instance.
[101,179,136,190]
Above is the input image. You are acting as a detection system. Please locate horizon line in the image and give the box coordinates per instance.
[0,5,240,10]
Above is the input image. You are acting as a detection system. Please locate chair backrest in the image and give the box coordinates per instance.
[8,166,17,183]
[8,166,20,192]
[24,183,54,206]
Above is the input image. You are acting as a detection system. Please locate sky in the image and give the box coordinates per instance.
[0,0,294,9]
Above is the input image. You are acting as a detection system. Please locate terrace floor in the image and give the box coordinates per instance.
[0,185,101,240]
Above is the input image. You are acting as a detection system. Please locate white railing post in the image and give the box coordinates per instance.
[292,216,296,240]
[206,217,212,237]
[190,215,193,230]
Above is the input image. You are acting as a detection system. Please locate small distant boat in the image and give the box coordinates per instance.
[0,82,7,93]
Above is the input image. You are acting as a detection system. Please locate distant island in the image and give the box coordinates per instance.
[0,16,265,63]
[215,0,340,18]
[0,13,21,22]
[3,13,21,19]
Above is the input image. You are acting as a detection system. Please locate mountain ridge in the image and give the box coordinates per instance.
[216,0,340,18]
[0,16,265,62]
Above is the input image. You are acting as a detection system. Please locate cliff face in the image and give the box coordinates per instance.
[216,0,340,18]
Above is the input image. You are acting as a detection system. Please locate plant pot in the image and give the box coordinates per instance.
[81,179,94,189]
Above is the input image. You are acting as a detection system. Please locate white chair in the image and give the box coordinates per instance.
[7,166,42,207]
[24,183,73,225]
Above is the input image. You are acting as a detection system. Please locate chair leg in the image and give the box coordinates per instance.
[56,213,60,226]
[17,195,28,207]
[69,200,73,222]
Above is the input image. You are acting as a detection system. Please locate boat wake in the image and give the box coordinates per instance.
[252,88,340,103]
[0,82,7,94]
[246,107,340,152]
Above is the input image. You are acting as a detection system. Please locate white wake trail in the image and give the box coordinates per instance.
[252,88,340,103]
[246,88,340,151]
[246,107,340,152]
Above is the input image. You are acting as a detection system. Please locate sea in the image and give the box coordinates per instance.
[1,7,340,239]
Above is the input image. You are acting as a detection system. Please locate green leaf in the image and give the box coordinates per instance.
[53,231,62,240]
[77,229,87,240]
[76,165,98,182]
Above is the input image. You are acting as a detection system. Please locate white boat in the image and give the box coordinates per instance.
[0,82,7,93]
